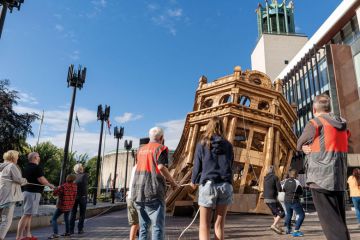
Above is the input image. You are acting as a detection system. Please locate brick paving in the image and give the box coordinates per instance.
[7,209,360,239]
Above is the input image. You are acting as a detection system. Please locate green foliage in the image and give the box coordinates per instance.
[85,156,97,192]
[0,79,38,158]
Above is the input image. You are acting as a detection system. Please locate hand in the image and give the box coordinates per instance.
[48,184,55,189]
[302,145,312,155]
[190,182,197,190]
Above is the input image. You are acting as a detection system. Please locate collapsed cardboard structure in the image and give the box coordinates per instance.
[166,66,298,214]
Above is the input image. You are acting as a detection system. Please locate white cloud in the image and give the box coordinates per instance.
[92,0,107,8]
[115,112,143,124]
[147,3,158,11]
[167,8,182,17]
[17,91,39,105]
[53,14,62,19]
[148,5,186,36]
[55,24,64,32]
[69,50,80,60]
[14,105,97,132]
[157,119,185,150]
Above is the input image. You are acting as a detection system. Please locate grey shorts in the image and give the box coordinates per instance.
[23,191,41,215]
[127,199,139,225]
[198,181,233,208]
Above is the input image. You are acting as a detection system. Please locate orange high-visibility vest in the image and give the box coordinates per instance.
[131,142,168,202]
[306,116,349,191]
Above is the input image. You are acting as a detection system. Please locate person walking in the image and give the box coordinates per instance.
[263,165,285,234]
[0,150,27,240]
[69,163,88,235]
[348,168,360,226]
[190,116,234,240]
[48,174,77,239]
[298,94,350,240]
[282,169,305,237]
[16,152,55,240]
[131,127,179,240]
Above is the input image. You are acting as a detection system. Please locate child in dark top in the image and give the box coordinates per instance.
[48,174,77,239]
[282,169,305,237]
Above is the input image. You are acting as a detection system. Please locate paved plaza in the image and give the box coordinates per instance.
[6,208,360,239]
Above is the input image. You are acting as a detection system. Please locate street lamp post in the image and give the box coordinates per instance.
[0,0,24,39]
[123,140,132,199]
[93,104,110,205]
[111,126,124,204]
[59,64,86,185]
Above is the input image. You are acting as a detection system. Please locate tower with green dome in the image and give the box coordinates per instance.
[256,0,296,37]
[251,0,308,81]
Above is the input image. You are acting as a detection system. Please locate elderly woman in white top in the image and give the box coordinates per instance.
[0,150,27,240]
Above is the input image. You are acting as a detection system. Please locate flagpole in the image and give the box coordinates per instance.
[70,113,77,153]
[36,110,44,146]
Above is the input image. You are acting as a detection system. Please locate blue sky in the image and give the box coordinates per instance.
[0,0,341,156]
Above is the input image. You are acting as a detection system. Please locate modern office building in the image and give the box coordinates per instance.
[275,0,360,168]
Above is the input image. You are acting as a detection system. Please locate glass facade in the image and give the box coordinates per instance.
[282,46,329,137]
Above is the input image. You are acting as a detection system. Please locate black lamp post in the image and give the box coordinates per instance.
[123,139,132,200]
[93,104,110,205]
[59,65,86,185]
[0,0,24,39]
[111,126,124,204]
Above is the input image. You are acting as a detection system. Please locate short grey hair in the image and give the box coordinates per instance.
[149,127,164,142]
[28,152,38,162]
[74,163,84,174]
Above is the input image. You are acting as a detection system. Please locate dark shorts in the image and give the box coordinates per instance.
[266,202,285,218]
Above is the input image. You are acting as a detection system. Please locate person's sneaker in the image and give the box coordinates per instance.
[270,225,282,234]
[47,234,60,239]
[285,228,292,234]
[292,230,304,237]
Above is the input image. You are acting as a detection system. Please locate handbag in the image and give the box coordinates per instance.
[277,191,285,202]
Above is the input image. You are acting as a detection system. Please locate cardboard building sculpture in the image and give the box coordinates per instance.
[166,66,298,214]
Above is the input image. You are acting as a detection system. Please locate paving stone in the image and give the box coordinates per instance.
[6,209,360,239]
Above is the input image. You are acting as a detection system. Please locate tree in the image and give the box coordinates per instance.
[85,156,97,193]
[0,79,38,158]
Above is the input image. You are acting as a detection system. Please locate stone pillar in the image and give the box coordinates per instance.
[186,124,199,165]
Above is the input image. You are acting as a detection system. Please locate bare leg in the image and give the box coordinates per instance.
[199,206,212,240]
[16,215,30,240]
[26,216,32,237]
[214,205,228,240]
[273,215,281,226]
[129,224,139,240]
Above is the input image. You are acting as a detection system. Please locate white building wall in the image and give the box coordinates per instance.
[251,34,308,81]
